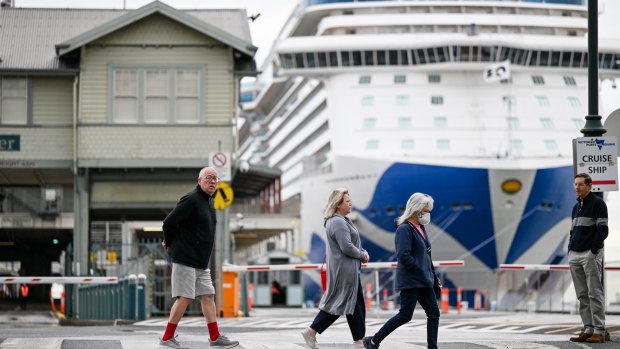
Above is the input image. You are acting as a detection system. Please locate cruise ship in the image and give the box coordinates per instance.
[238,0,620,308]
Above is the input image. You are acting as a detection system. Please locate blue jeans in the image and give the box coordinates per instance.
[371,287,439,349]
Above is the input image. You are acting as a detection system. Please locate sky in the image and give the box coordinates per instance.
[13,0,620,296]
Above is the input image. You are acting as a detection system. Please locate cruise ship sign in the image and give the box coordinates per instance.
[483,60,510,83]
[573,137,618,191]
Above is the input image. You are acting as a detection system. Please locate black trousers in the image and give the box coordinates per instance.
[310,280,366,341]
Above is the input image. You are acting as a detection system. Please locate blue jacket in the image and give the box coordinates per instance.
[395,222,435,290]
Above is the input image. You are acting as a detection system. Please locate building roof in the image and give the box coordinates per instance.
[0,1,256,72]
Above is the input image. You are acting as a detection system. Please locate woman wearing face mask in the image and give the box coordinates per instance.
[363,192,440,349]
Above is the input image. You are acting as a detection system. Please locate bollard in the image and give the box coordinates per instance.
[365,283,372,310]
[441,287,449,314]
[127,274,137,320]
[483,289,489,310]
[137,274,147,321]
[382,288,388,310]
[456,287,462,314]
[49,291,56,312]
[60,291,65,315]
[474,289,481,310]
[248,283,253,311]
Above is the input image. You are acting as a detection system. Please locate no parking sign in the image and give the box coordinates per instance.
[209,151,231,182]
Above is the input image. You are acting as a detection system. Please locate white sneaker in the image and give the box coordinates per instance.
[301,328,318,349]
[159,335,188,349]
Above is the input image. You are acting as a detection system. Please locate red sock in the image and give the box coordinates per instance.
[207,322,220,341]
[162,322,178,341]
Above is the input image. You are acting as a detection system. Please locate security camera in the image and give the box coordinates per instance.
[239,160,250,173]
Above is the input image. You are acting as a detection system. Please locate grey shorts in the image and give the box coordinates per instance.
[171,263,216,299]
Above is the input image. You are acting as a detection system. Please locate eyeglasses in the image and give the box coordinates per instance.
[201,175,219,182]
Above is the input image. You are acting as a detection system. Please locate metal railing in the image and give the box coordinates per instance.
[77,274,146,321]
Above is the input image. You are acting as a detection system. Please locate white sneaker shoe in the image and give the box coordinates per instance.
[301,328,318,349]
[159,335,188,349]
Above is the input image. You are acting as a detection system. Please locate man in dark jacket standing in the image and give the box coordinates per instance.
[158,167,238,349]
[568,173,608,344]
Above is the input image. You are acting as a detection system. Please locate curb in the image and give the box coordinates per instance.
[59,318,137,326]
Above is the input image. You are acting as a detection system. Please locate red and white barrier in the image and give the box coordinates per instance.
[0,277,118,284]
[500,264,620,271]
[223,260,464,272]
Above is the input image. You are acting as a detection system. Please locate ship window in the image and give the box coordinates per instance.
[317,52,328,67]
[503,95,516,109]
[434,117,447,128]
[431,96,444,105]
[500,78,512,85]
[540,51,550,66]
[388,50,399,66]
[460,46,471,62]
[438,46,450,62]
[532,75,545,85]
[511,49,522,65]
[411,49,419,65]
[280,54,293,69]
[306,52,316,68]
[359,75,371,84]
[471,46,480,62]
[536,96,550,107]
[428,74,441,84]
[544,140,558,151]
[583,53,589,68]
[364,51,375,66]
[398,117,412,128]
[480,46,494,62]
[399,206,406,214]
[396,95,409,106]
[507,117,520,129]
[401,139,415,150]
[561,52,572,68]
[385,207,396,216]
[551,51,561,67]
[361,96,374,106]
[572,52,584,68]
[540,118,554,129]
[428,47,438,64]
[368,209,378,218]
[572,118,584,129]
[328,52,338,67]
[362,117,376,128]
[517,49,528,65]
[352,51,362,66]
[437,139,450,150]
[511,139,523,151]
[563,76,576,86]
[341,51,351,66]
[400,50,409,65]
[0,77,28,125]
[568,97,582,108]
[499,47,512,61]
[416,49,428,64]
[366,139,379,150]
[377,51,387,65]
[294,53,304,68]
[394,75,407,84]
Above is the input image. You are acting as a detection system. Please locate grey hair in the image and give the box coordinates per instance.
[324,188,349,219]
[396,192,434,225]
[198,166,217,179]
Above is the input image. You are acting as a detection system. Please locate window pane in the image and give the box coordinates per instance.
[428,74,441,84]
[437,139,450,150]
[1,78,27,124]
[362,118,376,128]
[177,70,199,96]
[361,96,374,106]
[434,117,447,128]
[364,51,374,65]
[394,75,406,84]
[146,70,168,95]
[366,140,379,150]
[146,98,168,123]
[563,76,576,86]
[176,98,199,122]
[359,75,371,84]
[395,95,409,106]
[114,98,138,123]
[113,70,137,123]
[431,96,444,105]
[398,117,411,128]
[401,139,414,150]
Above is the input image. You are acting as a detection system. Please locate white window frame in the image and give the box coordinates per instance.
[109,66,203,124]
[0,77,29,125]
[431,96,444,105]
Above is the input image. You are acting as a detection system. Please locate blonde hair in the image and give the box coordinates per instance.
[396,192,434,225]
[324,188,349,219]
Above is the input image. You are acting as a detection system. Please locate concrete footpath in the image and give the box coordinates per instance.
[0,308,619,348]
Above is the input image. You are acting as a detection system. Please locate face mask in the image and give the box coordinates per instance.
[418,213,431,225]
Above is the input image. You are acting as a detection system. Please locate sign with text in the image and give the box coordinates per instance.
[209,151,231,182]
[573,136,618,191]
[0,135,20,151]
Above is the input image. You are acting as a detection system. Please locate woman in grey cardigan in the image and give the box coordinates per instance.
[301,188,369,349]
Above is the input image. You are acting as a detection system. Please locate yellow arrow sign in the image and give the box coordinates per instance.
[213,181,234,210]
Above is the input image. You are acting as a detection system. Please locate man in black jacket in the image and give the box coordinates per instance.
[568,173,608,344]
[158,167,238,349]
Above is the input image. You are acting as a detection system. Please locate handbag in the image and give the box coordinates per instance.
[320,258,327,293]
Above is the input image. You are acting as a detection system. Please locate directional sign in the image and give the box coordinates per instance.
[213,181,234,210]
[573,136,618,192]
[209,151,231,182]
